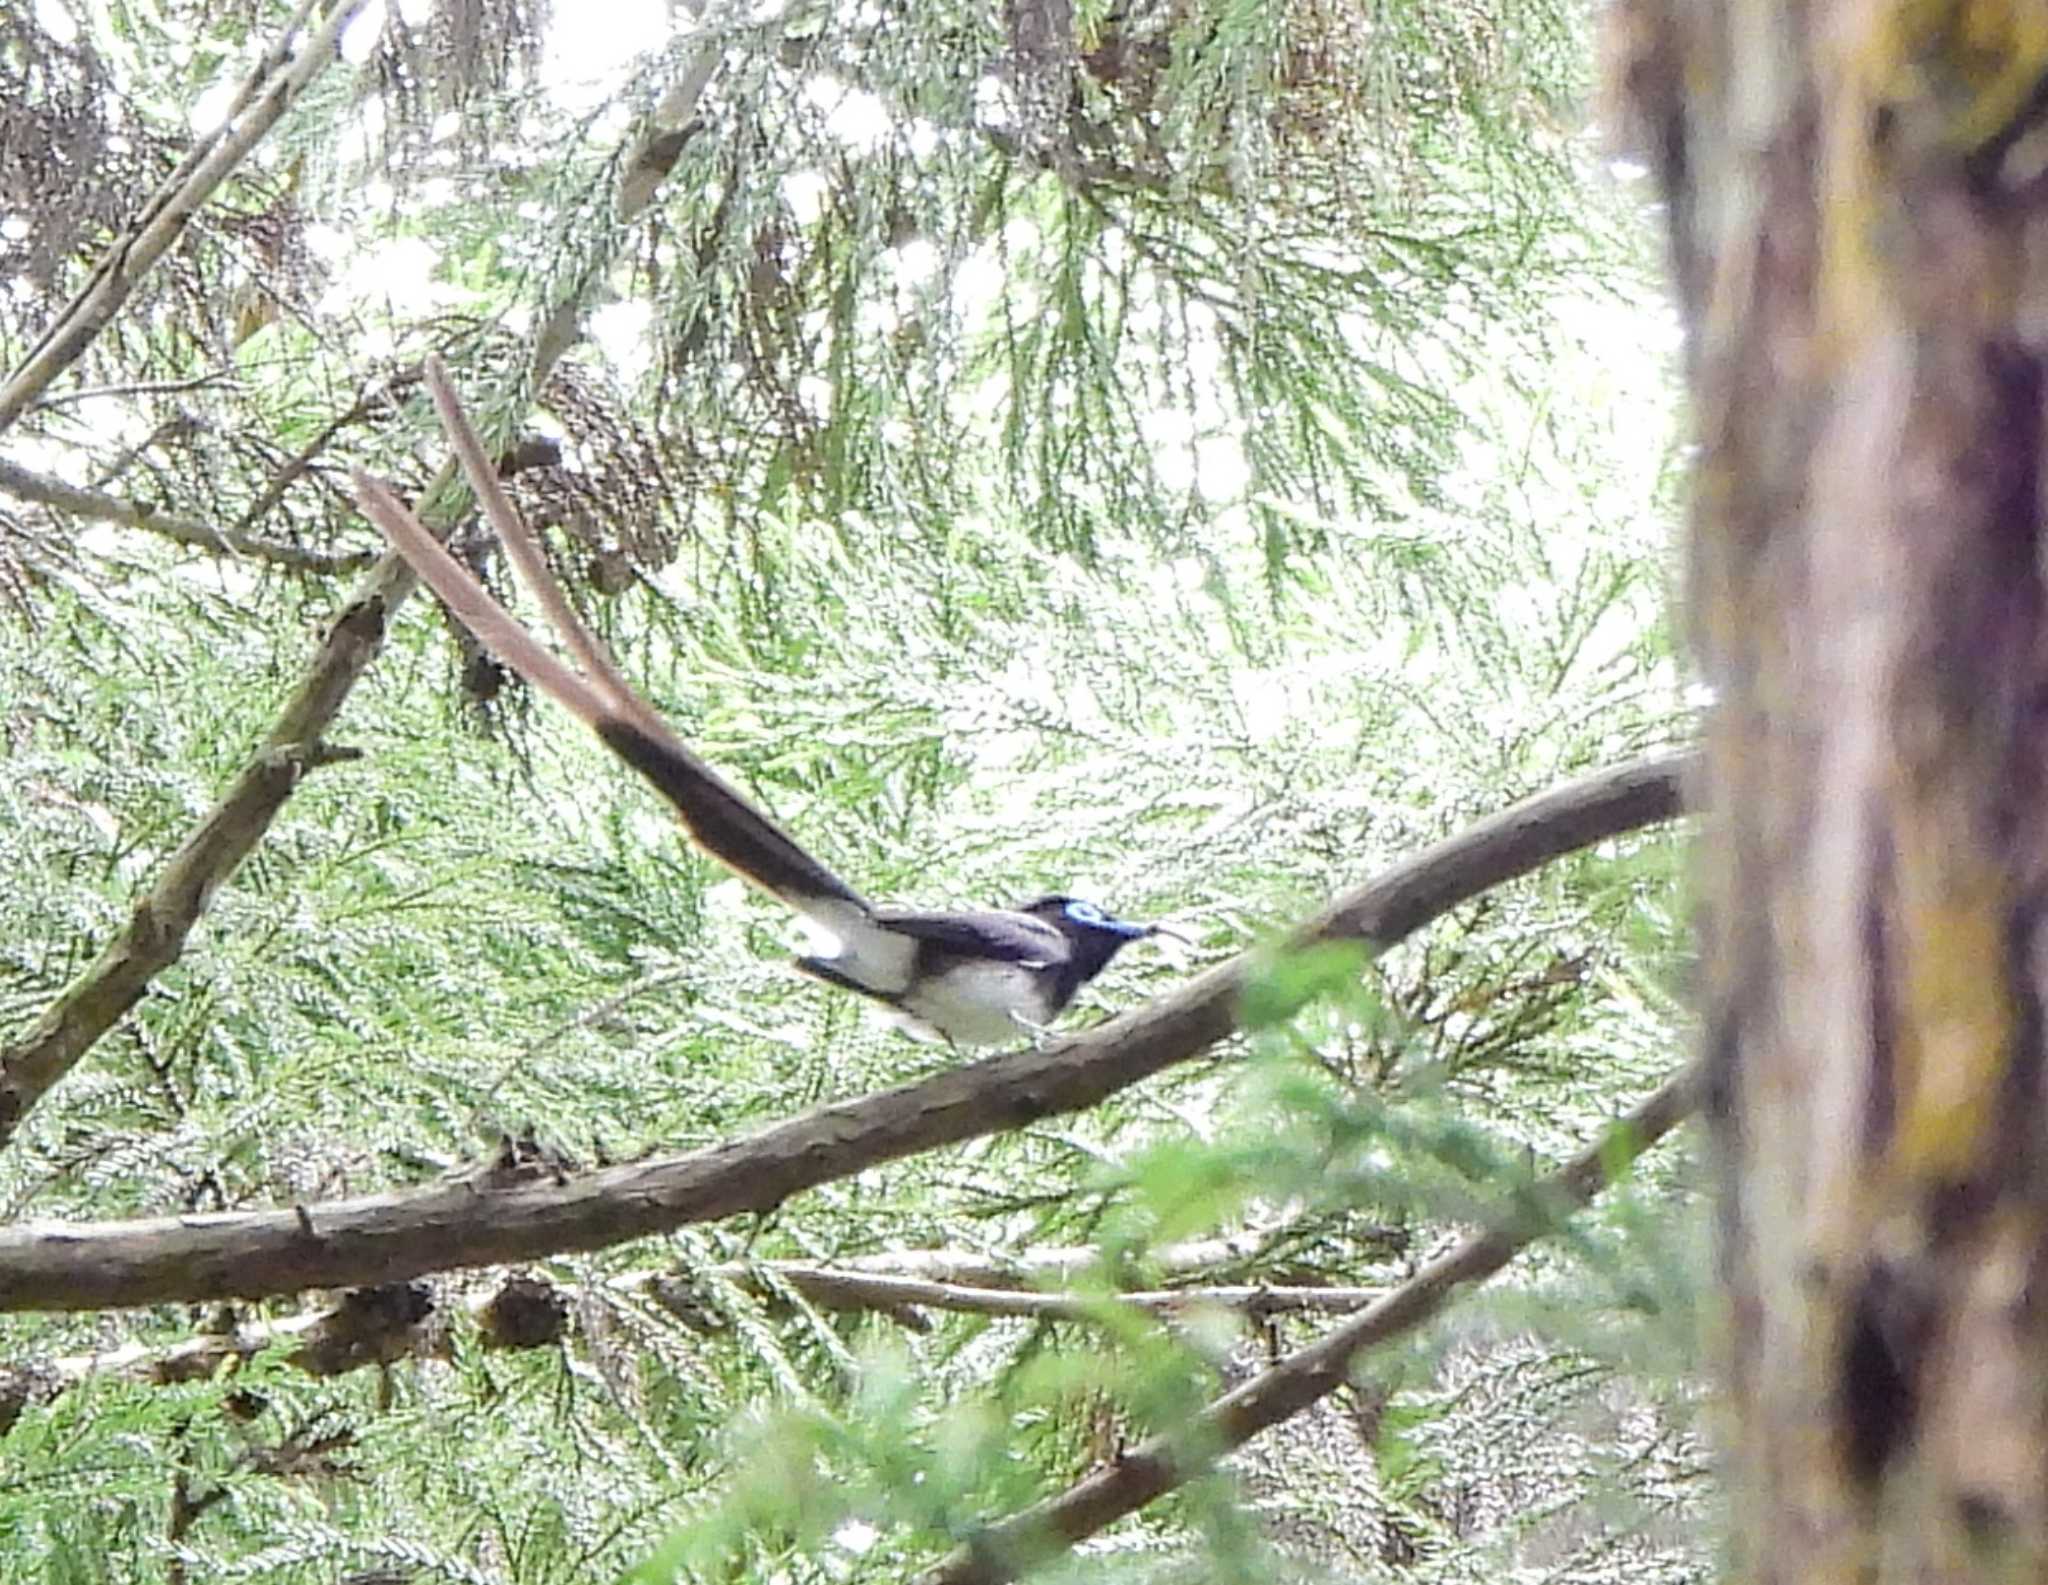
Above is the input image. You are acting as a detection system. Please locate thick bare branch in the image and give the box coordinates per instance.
[0,457,375,574]
[923,1065,1702,1585]
[0,749,1693,1312]
[0,0,373,436]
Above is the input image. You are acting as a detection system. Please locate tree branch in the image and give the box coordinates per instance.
[0,1260,1387,1430]
[825,1226,1333,1289]
[0,689,385,1145]
[0,0,374,436]
[616,1,726,220]
[922,1065,1703,1585]
[0,749,1694,1312]
[696,1265,1390,1325]
[0,457,375,574]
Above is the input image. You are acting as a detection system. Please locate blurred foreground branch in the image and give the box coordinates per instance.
[925,1064,1701,1584]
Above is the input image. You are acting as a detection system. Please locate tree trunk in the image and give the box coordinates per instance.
[1611,6,2048,1579]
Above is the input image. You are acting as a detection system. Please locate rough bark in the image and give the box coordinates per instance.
[1610,1,2048,1575]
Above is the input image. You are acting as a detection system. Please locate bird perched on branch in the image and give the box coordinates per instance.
[351,358,1175,1047]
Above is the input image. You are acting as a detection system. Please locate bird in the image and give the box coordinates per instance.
[350,358,1174,1047]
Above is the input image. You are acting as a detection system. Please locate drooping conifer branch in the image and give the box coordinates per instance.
[0,0,375,436]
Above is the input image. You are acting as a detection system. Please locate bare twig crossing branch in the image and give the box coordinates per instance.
[0,1259,1388,1430]
[0,457,374,574]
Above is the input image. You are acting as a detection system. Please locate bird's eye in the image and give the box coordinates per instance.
[1065,900,1105,925]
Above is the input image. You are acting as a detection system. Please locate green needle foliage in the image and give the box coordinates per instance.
[1,0,1702,1579]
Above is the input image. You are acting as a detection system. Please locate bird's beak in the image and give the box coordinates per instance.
[1143,922,1193,946]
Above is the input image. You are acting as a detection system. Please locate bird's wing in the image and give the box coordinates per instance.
[871,908,1068,967]
[351,357,872,929]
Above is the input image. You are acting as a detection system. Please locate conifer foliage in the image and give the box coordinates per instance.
[1,1,1694,1579]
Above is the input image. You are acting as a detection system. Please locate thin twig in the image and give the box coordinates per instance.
[226,376,411,542]
[0,457,374,574]
[0,0,373,436]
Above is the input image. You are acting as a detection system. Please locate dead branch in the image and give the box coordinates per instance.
[0,456,374,574]
[0,749,1692,1312]
[0,0,373,436]
[826,1226,1319,1289]
[922,1065,1702,1585]
[698,1265,1388,1325]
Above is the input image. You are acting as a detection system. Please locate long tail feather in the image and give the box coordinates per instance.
[350,397,871,920]
[355,472,621,737]
[418,358,648,729]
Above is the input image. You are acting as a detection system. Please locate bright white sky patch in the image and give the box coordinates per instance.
[974,73,1014,130]
[804,75,893,152]
[949,250,1010,324]
[893,238,940,289]
[351,235,443,314]
[340,0,387,65]
[1194,434,1249,500]
[590,299,655,383]
[1141,406,1195,449]
[782,169,828,225]
[188,73,242,135]
[540,0,671,113]
[33,0,77,44]
[303,222,349,269]
[333,97,387,171]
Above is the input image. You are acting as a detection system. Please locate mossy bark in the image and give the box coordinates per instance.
[1612,2,2048,1576]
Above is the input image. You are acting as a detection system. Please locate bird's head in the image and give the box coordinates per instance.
[1020,895,1188,948]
